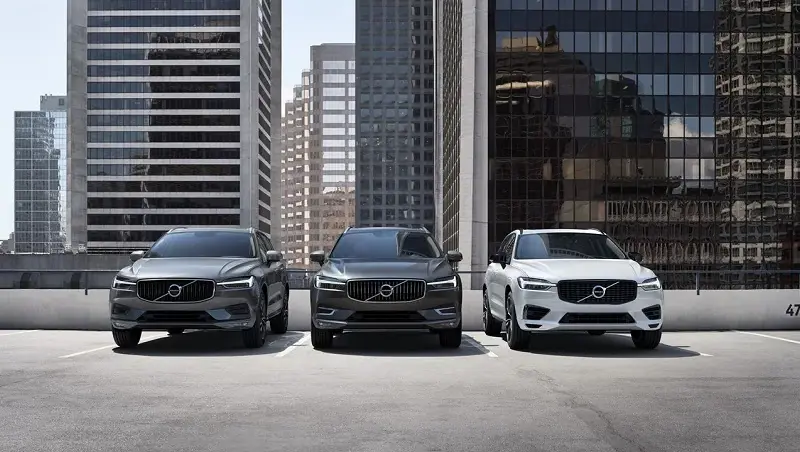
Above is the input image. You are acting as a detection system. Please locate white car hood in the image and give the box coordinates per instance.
[514,259,655,282]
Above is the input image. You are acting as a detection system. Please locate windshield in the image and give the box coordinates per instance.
[145,230,256,258]
[329,229,442,259]
[515,233,628,260]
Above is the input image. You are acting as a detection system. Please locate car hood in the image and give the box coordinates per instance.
[513,259,656,282]
[320,258,454,281]
[119,257,261,281]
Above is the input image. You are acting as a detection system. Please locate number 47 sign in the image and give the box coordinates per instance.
[787,304,800,317]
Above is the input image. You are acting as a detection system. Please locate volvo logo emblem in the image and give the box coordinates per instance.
[378,284,394,297]
[591,285,606,298]
[167,284,182,298]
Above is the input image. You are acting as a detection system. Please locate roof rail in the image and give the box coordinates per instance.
[588,228,605,234]
[419,226,430,234]
[167,227,188,233]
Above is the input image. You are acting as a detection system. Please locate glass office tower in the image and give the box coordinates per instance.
[14,96,69,253]
[437,0,798,289]
[355,0,436,233]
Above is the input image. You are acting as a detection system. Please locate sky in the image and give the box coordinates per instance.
[0,0,355,239]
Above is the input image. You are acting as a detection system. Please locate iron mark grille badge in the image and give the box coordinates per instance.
[591,285,606,299]
[379,284,394,298]
[167,284,182,298]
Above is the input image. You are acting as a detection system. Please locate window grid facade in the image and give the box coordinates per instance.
[14,96,69,254]
[281,45,357,269]
[67,0,280,252]
[440,0,798,289]
[355,0,436,232]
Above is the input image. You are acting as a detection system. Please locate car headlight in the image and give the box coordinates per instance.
[112,276,136,291]
[218,276,255,289]
[427,275,458,290]
[314,275,345,291]
[517,277,555,291]
[638,277,661,291]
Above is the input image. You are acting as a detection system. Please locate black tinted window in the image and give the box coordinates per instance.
[145,231,255,258]
[329,230,442,259]
[515,233,627,260]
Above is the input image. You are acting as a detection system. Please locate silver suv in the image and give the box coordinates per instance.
[109,227,289,349]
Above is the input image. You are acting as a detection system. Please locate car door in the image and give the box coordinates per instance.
[494,233,517,313]
[256,232,285,317]
[487,234,512,313]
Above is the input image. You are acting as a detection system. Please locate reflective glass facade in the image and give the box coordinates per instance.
[68,0,280,252]
[14,96,69,253]
[355,0,437,232]
[440,0,799,288]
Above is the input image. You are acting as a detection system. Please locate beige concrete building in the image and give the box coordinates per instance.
[280,44,356,269]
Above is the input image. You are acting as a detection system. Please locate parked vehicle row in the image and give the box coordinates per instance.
[107,226,664,351]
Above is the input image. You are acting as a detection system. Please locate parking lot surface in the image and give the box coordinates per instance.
[1,328,799,452]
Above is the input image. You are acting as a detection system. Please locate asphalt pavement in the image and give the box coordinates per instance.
[1,328,799,452]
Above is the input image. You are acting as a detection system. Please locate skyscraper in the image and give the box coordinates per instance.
[13,95,69,254]
[355,0,436,233]
[436,0,796,290]
[280,44,357,269]
[67,0,281,253]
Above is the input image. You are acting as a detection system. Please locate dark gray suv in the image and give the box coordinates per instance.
[309,227,464,349]
[109,227,289,349]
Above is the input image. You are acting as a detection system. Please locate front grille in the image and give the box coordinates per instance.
[642,305,661,320]
[557,280,637,304]
[137,279,215,302]
[137,311,213,323]
[346,279,426,302]
[559,313,635,324]
[524,305,550,321]
[347,311,426,323]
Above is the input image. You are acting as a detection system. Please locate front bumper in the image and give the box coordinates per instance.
[513,287,664,332]
[108,287,259,331]
[311,287,461,331]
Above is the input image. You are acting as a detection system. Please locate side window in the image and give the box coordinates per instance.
[502,234,517,259]
[260,234,275,251]
[497,234,512,254]
[253,234,268,260]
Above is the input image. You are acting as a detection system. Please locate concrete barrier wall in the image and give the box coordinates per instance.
[1,289,798,332]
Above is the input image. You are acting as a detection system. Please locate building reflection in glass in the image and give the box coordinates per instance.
[487,0,796,289]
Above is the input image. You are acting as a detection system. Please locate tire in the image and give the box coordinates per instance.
[588,330,606,336]
[482,290,502,337]
[167,328,184,336]
[504,292,529,351]
[242,290,268,349]
[269,286,289,334]
[439,322,462,348]
[112,327,142,349]
[310,323,334,349]
[631,328,662,349]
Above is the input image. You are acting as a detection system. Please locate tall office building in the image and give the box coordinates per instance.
[13,95,69,254]
[355,0,436,233]
[436,0,797,289]
[281,44,357,269]
[67,0,281,253]
[714,0,800,288]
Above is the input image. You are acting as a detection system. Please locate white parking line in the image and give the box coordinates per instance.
[274,332,310,358]
[59,334,166,359]
[463,335,499,358]
[734,331,800,346]
[0,330,39,337]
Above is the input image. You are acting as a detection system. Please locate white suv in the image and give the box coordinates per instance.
[482,228,664,351]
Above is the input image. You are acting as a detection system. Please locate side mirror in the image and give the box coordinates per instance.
[446,250,463,263]
[265,250,282,263]
[130,250,145,262]
[628,251,643,263]
[310,250,326,265]
[492,251,508,264]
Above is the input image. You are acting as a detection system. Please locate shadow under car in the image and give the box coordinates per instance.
[112,330,305,357]
[313,330,487,357]
[503,331,701,358]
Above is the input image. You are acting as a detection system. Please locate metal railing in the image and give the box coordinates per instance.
[0,268,797,293]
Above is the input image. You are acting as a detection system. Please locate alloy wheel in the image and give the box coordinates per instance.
[504,300,513,342]
[259,297,268,341]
